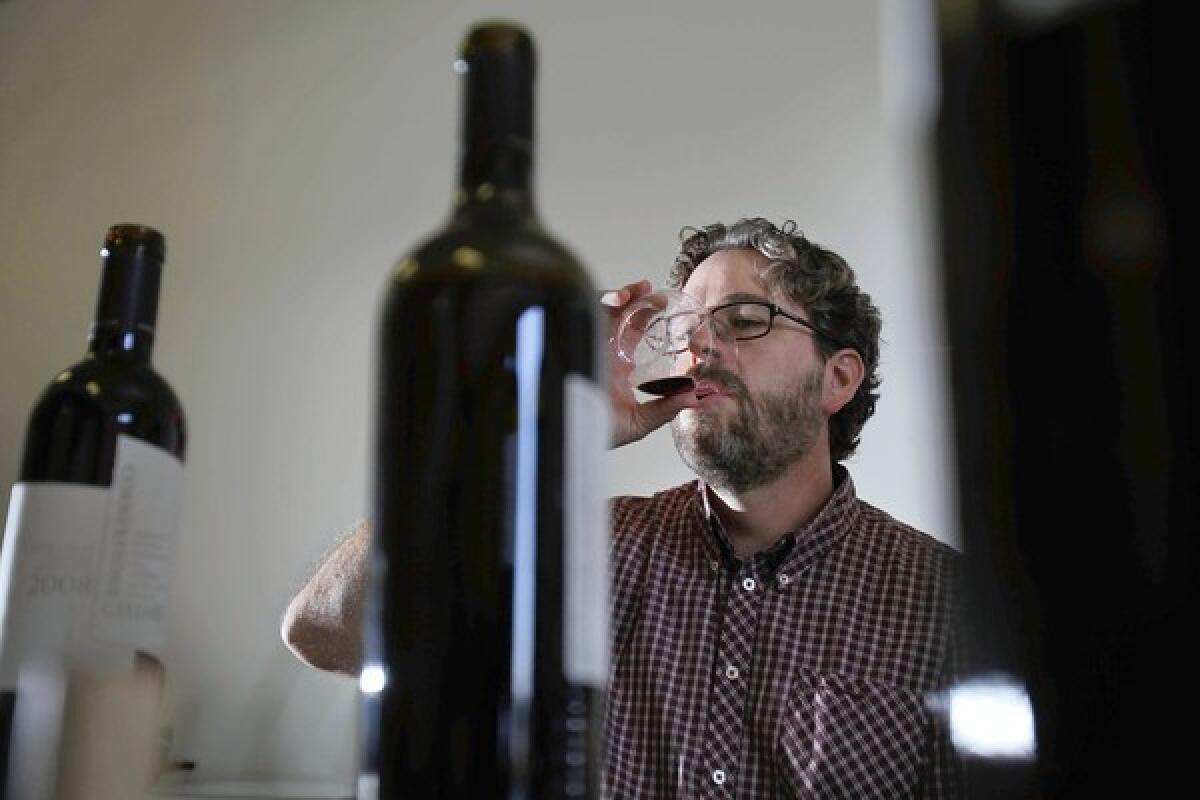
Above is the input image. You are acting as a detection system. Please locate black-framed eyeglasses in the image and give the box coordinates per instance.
[708,300,841,346]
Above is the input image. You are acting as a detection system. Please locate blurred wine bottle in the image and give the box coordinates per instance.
[0,225,185,798]
[935,1,1193,796]
[362,21,609,800]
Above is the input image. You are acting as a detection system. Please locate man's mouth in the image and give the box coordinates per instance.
[692,379,725,400]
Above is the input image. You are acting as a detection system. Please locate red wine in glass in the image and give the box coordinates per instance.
[636,375,695,396]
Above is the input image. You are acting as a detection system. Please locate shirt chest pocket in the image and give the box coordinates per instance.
[775,672,931,800]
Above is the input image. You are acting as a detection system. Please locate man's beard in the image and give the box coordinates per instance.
[671,365,825,492]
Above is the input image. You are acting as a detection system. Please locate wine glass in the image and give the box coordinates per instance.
[614,289,737,396]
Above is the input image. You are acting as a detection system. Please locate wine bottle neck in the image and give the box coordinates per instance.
[455,154,535,218]
[452,28,537,220]
[87,228,163,363]
[88,323,154,362]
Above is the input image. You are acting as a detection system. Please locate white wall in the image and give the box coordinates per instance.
[0,0,956,786]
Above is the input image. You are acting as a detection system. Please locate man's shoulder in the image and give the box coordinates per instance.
[614,482,700,520]
[610,482,698,531]
[848,501,962,639]
[852,499,962,571]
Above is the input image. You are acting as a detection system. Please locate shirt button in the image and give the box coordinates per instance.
[778,573,791,587]
[709,560,720,573]
[742,577,756,591]
[725,665,740,680]
[711,769,727,785]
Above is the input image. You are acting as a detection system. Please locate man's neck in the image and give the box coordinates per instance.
[706,449,835,559]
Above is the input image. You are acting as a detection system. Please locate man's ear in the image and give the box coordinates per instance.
[823,349,864,415]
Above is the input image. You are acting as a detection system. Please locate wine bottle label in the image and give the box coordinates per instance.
[563,373,611,688]
[0,434,183,690]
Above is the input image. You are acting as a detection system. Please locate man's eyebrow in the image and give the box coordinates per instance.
[716,291,769,305]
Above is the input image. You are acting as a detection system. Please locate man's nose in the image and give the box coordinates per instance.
[686,318,733,365]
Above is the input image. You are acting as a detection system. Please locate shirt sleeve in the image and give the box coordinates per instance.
[919,689,966,797]
[608,495,654,661]
[918,551,967,799]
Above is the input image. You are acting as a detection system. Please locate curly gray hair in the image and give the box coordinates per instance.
[667,218,882,462]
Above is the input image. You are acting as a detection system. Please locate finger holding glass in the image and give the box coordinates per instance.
[600,282,704,448]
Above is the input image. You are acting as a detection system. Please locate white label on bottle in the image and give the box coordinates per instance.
[0,484,108,690]
[563,374,611,688]
[0,434,183,690]
[90,435,184,652]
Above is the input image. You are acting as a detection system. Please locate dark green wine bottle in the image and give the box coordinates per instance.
[362,21,609,800]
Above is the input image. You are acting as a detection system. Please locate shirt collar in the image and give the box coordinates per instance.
[691,464,860,575]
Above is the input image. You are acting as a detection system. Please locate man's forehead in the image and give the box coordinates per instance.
[684,248,770,292]
[683,248,794,307]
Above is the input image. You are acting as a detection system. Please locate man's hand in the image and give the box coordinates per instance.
[601,280,699,448]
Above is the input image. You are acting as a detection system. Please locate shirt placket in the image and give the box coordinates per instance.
[696,557,766,799]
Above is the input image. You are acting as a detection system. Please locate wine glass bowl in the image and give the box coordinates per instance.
[614,289,736,396]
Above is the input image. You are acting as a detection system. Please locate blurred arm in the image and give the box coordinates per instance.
[280,520,370,676]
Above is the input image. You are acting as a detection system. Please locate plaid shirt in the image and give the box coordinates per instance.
[605,467,963,799]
